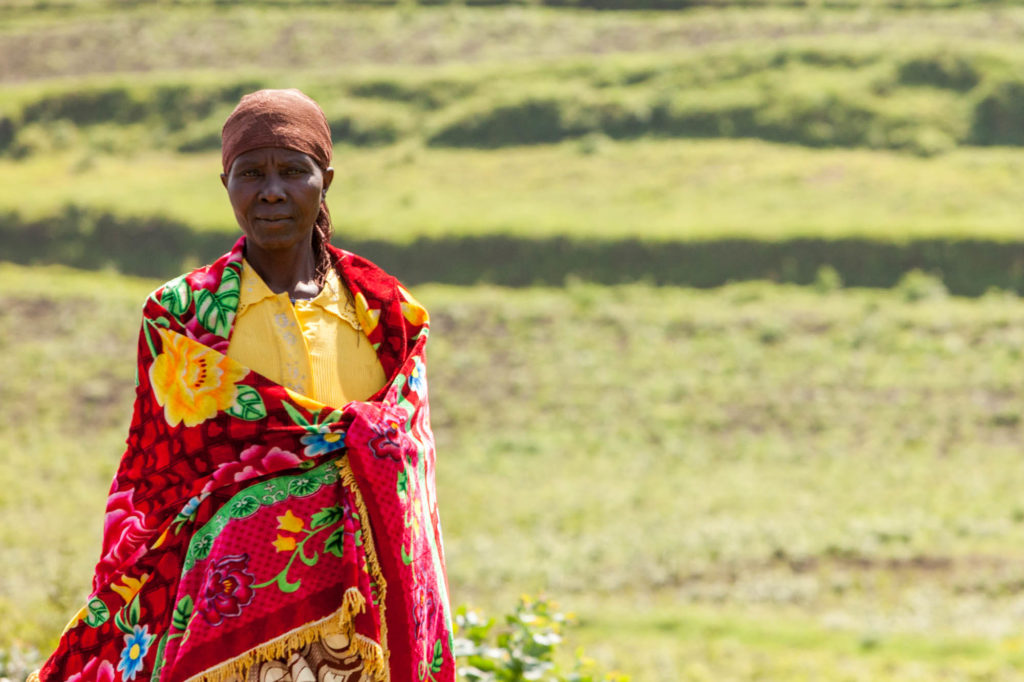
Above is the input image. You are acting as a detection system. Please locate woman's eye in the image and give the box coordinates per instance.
[241,169,261,177]
[284,167,306,176]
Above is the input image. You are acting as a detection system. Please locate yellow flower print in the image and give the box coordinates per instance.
[272,535,297,553]
[110,573,150,604]
[398,285,429,327]
[151,528,170,550]
[149,328,249,428]
[277,509,305,533]
[285,387,324,413]
[353,291,380,336]
[62,603,90,634]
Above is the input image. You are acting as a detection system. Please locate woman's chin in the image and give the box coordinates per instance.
[243,228,312,254]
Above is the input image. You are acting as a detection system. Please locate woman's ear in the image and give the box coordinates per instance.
[322,167,335,193]
[220,172,228,189]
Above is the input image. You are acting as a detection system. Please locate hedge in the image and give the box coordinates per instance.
[5,207,1024,295]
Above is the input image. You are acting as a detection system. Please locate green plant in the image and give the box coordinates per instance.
[454,597,627,682]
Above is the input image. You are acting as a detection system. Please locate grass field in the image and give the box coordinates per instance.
[5,140,1024,243]
[5,264,1024,679]
[7,2,1024,679]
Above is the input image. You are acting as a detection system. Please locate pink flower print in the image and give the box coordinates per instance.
[366,405,416,464]
[186,267,220,292]
[94,489,154,591]
[200,554,256,626]
[183,314,223,349]
[201,445,302,494]
[65,658,115,682]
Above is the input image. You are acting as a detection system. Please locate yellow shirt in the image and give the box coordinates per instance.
[226,260,387,406]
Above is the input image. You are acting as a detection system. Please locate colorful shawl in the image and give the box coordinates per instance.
[34,237,454,682]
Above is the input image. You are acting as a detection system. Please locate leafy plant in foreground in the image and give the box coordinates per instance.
[454,597,628,682]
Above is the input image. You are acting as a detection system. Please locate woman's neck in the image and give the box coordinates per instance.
[245,244,321,299]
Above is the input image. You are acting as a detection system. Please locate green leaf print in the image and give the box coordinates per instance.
[172,595,194,632]
[84,597,109,627]
[194,266,240,338]
[150,633,168,682]
[228,496,261,519]
[159,275,191,317]
[128,593,141,626]
[397,470,409,500]
[114,606,132,635]
[324,528,345,558]
[310,505,344,529]
[190,533,214,562]
[431,639,444,673]
[226,385,267,421]
[283,401,314,430]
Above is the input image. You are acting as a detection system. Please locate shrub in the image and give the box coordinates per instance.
[897,53,982,91]
[428,92,596,147]
[971,77,1024,145]
[454,596,627,682]
[896,269,949,302]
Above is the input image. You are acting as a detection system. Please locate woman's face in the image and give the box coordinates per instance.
[221,147,334,255]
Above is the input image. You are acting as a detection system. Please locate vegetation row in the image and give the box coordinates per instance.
[8,45,1024,157]
[5,206,1024,295]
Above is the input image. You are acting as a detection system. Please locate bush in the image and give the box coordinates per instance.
[897,53,982,91]
[428,92,596,147]
[454,597,627,682]
[971,77,1024,145]
[896,269,949,302]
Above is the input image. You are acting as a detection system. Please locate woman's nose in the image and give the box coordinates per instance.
[259,173,286,202]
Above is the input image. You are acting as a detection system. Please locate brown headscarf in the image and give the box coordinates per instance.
[221,89,335,282]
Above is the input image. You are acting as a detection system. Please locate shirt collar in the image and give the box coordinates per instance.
[238,259,359,328]
[237,259,285,315]
[306,267,360,328]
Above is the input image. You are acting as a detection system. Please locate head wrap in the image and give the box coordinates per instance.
[221,88,332,174]
[221,89,335,281]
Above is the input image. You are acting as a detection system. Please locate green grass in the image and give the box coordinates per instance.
[10,10,1024,155]
[4,139,1024,242]
[6,5,1024,81]
[6,264,1024,679]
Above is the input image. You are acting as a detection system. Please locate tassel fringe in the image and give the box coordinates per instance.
[187,459,390,682]
[337,458,390,675]
[186,588,386,682]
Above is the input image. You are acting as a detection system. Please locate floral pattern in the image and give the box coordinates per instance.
[202,445,302,494]
[399,285,429,327]
[200,554,256,626]
[408,357,426,395]
[353,291,381,336]
[65,659,115,682]
[300,426,346,457]
[38,238,453,682]
[117,625,153,680]
[94,489,153,592]
[365,405,416,464]
[110,574,148,605]
[149,327,248,427]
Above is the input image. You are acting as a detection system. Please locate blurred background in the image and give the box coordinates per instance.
[5,0,1024,679]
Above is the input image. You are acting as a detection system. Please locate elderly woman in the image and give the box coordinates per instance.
[33,90,454,682]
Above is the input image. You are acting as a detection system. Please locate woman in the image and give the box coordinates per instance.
[32,89,454,682]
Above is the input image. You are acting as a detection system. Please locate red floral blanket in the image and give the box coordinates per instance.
[34,238,454,682]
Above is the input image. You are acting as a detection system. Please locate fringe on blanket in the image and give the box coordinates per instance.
[186,587,387,682]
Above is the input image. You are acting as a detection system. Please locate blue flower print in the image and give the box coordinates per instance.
[176,493,208,521]
[408,358,426,395]
[118,624,153,680]
[301,427,346,457]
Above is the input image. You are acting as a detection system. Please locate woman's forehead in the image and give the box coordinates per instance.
[231,147,316,167]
